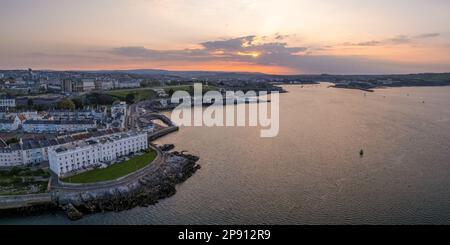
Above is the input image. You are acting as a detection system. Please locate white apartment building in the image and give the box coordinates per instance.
[0,98,16,108]
[0,128,124,167]
[0,117,21,131]
[63,79,96,93]
[81,79,96,92]
[49,131,148,177]
[48,109,106,121]
[111,101,127,118]
[94,80,114,91]
[111,101,127,129]
[0,144,23,167]
[114,80,141,89]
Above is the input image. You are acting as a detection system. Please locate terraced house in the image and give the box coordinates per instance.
[0,141,23,167]
[48,131,148,177]
[0,128,124,167]
[22,120,97,133]
[47,109,106,121]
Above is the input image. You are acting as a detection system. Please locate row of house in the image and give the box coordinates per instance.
[49,131,148,177]
[0,118,97,133]
[0,117,22,131]
[0,108,109,133]
[47,108,106,121]
[62,79,96,93]
[110,101,127,129]
[0,110,41,120]
[21,120,97,133]
[0,97,16,109]
[0,128,124,167]
[62,78,140,93]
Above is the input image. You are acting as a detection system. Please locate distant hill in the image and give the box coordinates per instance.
[84,69,266,79]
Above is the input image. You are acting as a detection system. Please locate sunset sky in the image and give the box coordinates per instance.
[1,0,450,74]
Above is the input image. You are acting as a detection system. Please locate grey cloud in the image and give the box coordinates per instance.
[200,36,256,50]
[274,33,290,40]
[344,40,382,46]
[388,35,411,44]
[111,46,212,61]
[414,33,440,39]
[344,33,440,46]
[110,36,308,63]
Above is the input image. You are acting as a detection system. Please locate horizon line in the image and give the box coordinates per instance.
[1,67,449,77]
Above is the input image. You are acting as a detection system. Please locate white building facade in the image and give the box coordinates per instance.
[0,118,20,131]
[0,146,23,167]
[48,109,106,121]
[0,98,16,108]
[81,79,96,92]
[48,131,148,176]
[94,80,114,91]
[114,80,140,89]
[111,101,127,129]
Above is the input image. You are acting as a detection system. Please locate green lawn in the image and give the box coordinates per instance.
[62,150,157,184]
[106,88,158,101]
[164,85,218,94]
[105,85,218,102]
[0,168,50,195]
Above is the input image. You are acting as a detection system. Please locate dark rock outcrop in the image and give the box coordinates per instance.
[159,144,175,152]
[65,203,84,220]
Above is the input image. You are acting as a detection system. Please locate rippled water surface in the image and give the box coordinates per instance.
[2,84,450,224]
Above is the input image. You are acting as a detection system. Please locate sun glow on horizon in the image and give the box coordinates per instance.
[237,52,261,58]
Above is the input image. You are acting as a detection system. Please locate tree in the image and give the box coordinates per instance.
[141,79,160,87]
[125,93,135,104]
[86,92,115,105]
[168,88,175,97]
[188,86,195,95]
[71,97,84,109]
[57,99,76,110]
[33,104,46,111]
[5,138,19,145]
[140,80,149,88]
[27,99,34,107]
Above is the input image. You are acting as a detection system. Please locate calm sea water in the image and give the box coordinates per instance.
[2,84,450,225]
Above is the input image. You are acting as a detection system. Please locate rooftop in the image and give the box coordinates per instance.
[24,120,95,125]
[0,128,122,152]
[52,130,144,153]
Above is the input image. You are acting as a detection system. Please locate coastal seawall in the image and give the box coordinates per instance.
[148,126,179,141]
[56,149,200,220]
[0,128,200,221]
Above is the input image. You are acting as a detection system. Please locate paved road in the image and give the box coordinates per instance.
[0,193,52,209]
[127,100,175,129]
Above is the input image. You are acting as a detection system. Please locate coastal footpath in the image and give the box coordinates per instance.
[0,142,200,220]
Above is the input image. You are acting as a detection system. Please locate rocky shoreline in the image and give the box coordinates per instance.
[0,145,201,221]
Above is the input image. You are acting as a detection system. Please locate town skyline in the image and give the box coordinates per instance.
[1,0,450,74]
